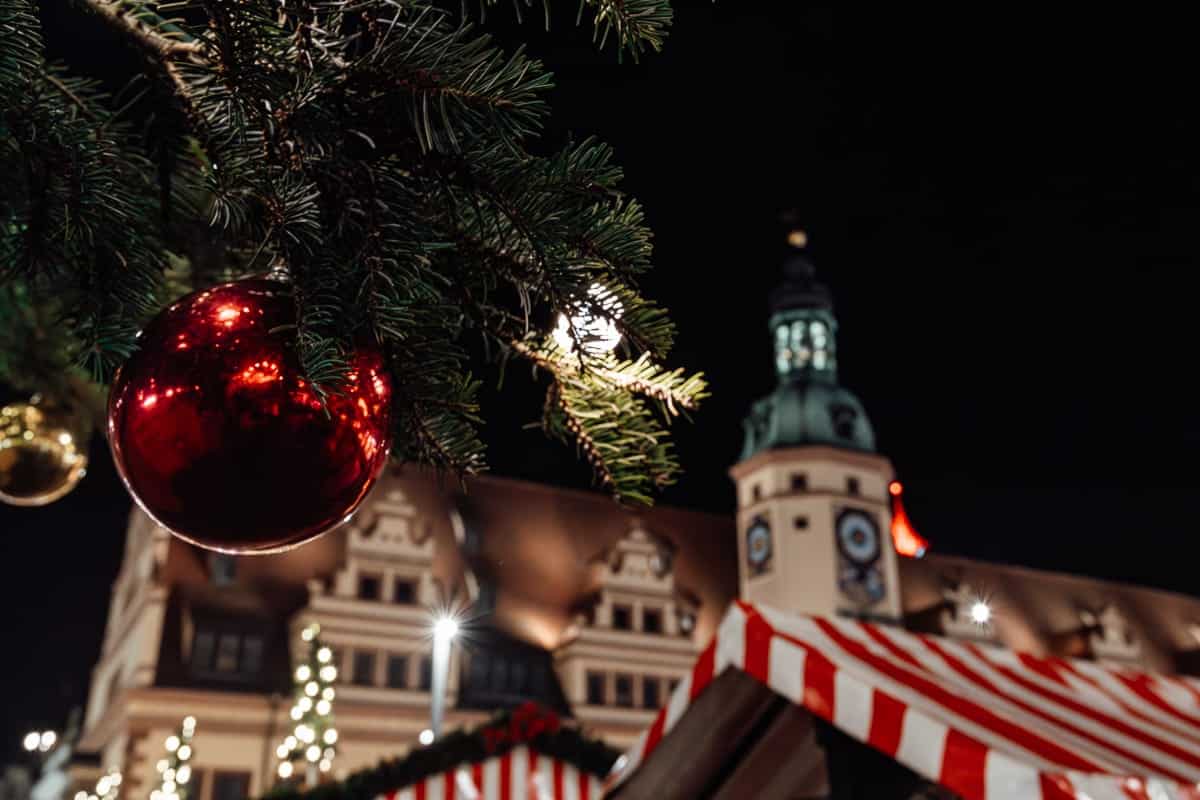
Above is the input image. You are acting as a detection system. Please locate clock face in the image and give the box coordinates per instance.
[836,509,881,566]
[746,517,772,576]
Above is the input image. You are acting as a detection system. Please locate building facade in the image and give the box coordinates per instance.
[68,244,1200,800]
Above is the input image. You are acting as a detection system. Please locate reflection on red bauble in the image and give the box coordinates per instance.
[108,279,393,554]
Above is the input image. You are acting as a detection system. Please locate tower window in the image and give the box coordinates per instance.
[643,608,663,634]
[586,671,606,705]
[357,574,381,601]
[791,473,808,492]
[794,516,809,530]
[612,604,633,631]
[846,477,860,496]
[615,674,634,707]
[393,578,416,604]
[352,651,376,685]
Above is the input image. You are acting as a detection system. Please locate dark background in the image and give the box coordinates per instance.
[4,2,1200,764]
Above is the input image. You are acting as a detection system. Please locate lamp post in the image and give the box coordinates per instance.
[429,615,459,740]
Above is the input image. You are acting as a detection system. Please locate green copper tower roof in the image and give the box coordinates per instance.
[739,248,876,459]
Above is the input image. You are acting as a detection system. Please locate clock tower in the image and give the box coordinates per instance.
[729,241,903,622]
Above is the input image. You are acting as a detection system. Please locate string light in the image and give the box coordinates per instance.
[276,623,337,784]
[552,284,623,356]
[418,729,434,746]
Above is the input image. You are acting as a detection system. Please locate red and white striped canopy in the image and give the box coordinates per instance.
[606,601,1200,800]
[387,746,603,800]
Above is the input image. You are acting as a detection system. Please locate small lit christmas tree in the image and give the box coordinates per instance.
[276,623,339,786]
[151,717,196,800]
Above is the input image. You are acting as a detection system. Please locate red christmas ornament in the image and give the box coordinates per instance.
[108,279,393,554]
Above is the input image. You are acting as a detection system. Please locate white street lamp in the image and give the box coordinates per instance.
[430,614,460,740]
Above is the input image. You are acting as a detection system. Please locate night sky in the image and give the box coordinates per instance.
[4,3,1200,764]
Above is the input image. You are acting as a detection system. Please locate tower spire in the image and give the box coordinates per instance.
[739,232,875,459]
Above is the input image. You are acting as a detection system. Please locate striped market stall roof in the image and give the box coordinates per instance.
[605,601,1200,800]
[388,746,603,800]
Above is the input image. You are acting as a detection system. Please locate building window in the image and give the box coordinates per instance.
[615,674,634,707]
[187,769,207,800]
[612,604,632,631]
[357,574,381,601]
[215,634,240,673]
[794,516,809,530]
[241,636,264,675]
[190,630,263,677]
[642,608,663,634]
[586,672,606,705]
[210,553,237,586]
[191,631,215,670]
[211,772,250,800]
[642,677,660,709]
[393,578,416,604]
[351,651,376,686]
[419,656,433,690]
[752,484,762,502]
[791,473,808,492]
[846,476,860,496]
[386,655,409,689]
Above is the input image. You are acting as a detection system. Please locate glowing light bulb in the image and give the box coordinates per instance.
[285,735,297,749]
[306,745,321,762]
[176,745,192,761]
[319,665,337,682]
[163,769,175,783]
[182,716,196,731]
[323,729,338,745]
[551,284,623,356]
[970,600,992,625]
[433,616,459,642]
[317,647,332,664]
[277,762,293,779]
[163,781,176,794]
[277,744,290,759]
[305,681,319,696]
[322,687,335,701]
[22,732,39,751]
[176,766,191,785]
[156,760,168,773]
[296,665,311,682]
[316,699,331,715]
[418,729,434,746]
[165,735,180,752]
[39,731,56,751]
[299,697,313,712]
[319,759,332,773]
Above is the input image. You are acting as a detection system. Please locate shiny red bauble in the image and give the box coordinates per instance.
[108,279,393,554]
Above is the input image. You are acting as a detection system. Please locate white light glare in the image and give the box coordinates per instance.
[176,745,192,761]
[277,762,294,779]
[323,729,338,745]
[552,284,623,356]
[319,665,337,682]
[970,600,992,625]
[165,735,180,752]
[306,745,321,762]
[22,732,40,751]
[418,729,434,746]
[433,616,459,642]
[38,731,56,751]
[317,647,332,664]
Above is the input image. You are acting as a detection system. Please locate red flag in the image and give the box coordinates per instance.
[889,481,929,558]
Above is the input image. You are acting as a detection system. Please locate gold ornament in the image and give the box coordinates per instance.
[0,397,90,506]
